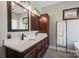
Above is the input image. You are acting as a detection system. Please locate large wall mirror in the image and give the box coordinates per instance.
[7,1,29,32]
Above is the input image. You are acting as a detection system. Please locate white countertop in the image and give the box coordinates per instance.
[4,33,48,53]
[74,42,79,49]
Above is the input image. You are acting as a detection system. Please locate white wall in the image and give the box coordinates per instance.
[0,2,7,57]
[42,1,79,49]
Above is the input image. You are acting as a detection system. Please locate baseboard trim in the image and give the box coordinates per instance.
[48,46,75,53]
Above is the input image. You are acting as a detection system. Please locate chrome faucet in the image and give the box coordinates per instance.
[21,33,26,40]
[35,32,39,36]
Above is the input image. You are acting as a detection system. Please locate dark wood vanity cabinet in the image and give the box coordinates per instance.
[31,15,39,30]
[39,14,49,34]
[6,37,49,58]
[24,47,37,58]
[31,14,49,34]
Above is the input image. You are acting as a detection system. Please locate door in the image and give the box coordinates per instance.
[31,15,39,30]
[39,14,49,34]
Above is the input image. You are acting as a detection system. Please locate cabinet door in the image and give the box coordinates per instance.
[24,48,37,58]
[39,14,49,33]
[31,15,39,30]
[41,37,49,56]
[36,43,42,58]
[45,38,49,48]
[41,39,46,56]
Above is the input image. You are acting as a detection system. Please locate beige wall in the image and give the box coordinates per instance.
[42,1,79,49]
[0,2,7,57]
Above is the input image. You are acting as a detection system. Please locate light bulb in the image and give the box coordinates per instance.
[34,11,36,14]
[12,2,15,5]
[29,6,31,9]
[16,0,20,3]
[24,9,26,12]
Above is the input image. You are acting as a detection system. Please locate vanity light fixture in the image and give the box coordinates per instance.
[39,11,40,16]
[24,9,27,12]
[28,1,32,12]
[12,2,15,5]
[29,6,31,10]
[33,10,36,14]
[28,5,32,12]
[20,1,26,3]
[28,1,40,16]
[16,0,20,3]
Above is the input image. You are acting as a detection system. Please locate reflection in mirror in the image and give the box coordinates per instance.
[8,1,29,32]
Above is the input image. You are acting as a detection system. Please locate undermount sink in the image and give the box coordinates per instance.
[4,33,48,53]
[5,33,47,44]
[24,36,36,40]
[24,33,47,40]
[24,33,39,40]
[6,33,47,42]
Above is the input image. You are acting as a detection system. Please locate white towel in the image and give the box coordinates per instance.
[57,21,66,46]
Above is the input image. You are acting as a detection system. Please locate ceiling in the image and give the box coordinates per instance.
[11,1,63,14]
[30,1,63,8]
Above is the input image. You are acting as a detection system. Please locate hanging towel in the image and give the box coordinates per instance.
[57,21,66,46]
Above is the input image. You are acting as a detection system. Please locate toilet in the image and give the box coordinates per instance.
[74,42,79,57]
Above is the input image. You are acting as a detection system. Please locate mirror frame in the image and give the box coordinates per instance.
[7,1,29,32]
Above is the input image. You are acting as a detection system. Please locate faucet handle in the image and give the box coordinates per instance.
[7,34,11,39]
[35,32,39,36]
[24,34,26,37]
[22,33,26,37]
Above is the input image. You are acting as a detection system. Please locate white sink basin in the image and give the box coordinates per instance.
[4,33,48,52]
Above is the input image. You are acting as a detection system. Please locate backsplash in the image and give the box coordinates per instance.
[7,31,39,39]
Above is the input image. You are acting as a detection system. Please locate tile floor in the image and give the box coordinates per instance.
[43,48,76,58]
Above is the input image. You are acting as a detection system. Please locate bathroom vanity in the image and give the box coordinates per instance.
[6,1,49,58]
[4,33,49,58]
